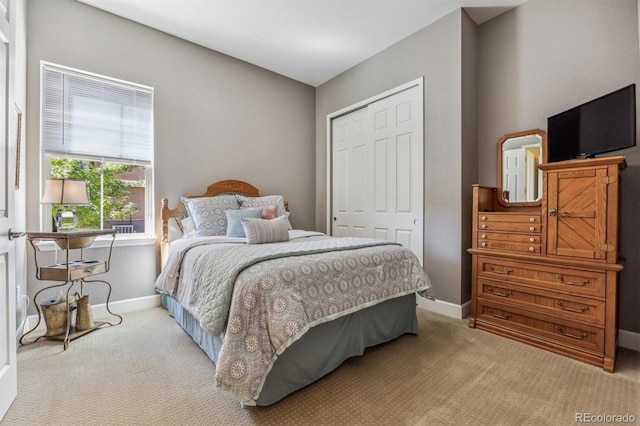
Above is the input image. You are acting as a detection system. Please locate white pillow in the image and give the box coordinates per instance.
[180,216,195,238]
[241,215,291,244]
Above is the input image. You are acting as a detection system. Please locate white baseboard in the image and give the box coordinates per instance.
[417,298,639,352]
[618,329,640,352]
[22,294,162,335]
[417,297,471,320]
[22,293,639,353]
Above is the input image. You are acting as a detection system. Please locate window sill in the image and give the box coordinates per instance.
[35,234,157,252]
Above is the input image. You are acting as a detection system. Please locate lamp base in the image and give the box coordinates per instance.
[54,208,78,232]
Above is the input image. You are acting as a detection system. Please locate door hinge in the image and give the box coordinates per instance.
[599,244,616,252]
[599,176,617,184]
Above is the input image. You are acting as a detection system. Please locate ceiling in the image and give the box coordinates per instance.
[77,0,529,87]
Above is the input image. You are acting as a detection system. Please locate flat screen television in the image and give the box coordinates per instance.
[547,84,636,162]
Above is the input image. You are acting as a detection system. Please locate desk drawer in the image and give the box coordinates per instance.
[478,279,605,325]
[477,300,604,353]
[477,257,606,298]
[39,260,107,281]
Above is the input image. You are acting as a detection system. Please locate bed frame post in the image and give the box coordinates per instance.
[161,198,170,269]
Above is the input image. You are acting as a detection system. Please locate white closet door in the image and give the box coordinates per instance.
[332,106,370,238]
[331,85,423,262]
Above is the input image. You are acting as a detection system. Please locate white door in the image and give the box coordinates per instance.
[503,147,525,202]
[331,84,423,261]
[0,0,19,419]
[525,149,537,201]
[332,107,369,238]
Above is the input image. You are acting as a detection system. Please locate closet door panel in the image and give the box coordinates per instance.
[331,83,423,262]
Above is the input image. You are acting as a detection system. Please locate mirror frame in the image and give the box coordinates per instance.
[496,129,547,207]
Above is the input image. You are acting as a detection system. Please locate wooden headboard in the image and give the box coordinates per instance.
[160,179,288,267]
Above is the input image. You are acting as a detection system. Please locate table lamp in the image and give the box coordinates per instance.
[41,179,90,231]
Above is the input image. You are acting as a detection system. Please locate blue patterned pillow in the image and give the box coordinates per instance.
[182,195,240,236]
[225,208,262,237]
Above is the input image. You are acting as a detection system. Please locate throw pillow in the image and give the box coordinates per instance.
[225,208,263,237]
[241,214,291,244]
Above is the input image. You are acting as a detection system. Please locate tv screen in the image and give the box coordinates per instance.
[547,84,636,162]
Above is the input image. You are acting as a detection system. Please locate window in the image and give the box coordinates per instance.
[41,62,154,236]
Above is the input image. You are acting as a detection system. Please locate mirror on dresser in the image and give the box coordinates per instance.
[497,129,547,206]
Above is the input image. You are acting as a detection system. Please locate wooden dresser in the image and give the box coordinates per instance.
[468,156,626,372]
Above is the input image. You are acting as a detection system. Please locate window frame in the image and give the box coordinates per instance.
[39,62,155,241]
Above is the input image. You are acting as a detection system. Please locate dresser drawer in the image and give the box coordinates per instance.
[477,213,540,224]
[477,213,541,232]
[478,279,605,325]
[477,221,541,233]
[477,257,606,298]
[476,236,541,254]
[477,300,604,353]
[478,232,540,244]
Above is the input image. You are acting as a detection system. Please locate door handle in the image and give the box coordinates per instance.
[8,229,26,240]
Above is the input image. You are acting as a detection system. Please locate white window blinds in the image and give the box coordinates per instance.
[41,62,154,164]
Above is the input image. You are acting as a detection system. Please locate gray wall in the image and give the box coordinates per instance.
[477,0,640,332]
[317,0,640,331]
[25,0,639,334]
[316,10,474,305]
[25,0,316,312]
[461,13,478,304]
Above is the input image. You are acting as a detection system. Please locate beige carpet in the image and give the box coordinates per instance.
[2,307,639,426]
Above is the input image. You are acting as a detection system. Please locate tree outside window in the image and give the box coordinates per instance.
[50,158,146,233]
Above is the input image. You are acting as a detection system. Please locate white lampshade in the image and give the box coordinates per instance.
[41,179,90,205]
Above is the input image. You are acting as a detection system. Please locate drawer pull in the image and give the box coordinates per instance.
[554,325,587,340]
[529,238,535,243]
[555,274,589,287]
[487,308,511,320]
[529,217,535,222]
[487,287,512,297]
[529,247,535,252]
[481,234,486,239]
[481,216,487,221]
[481,224,487,229]
[481,242,487,247]
[555,300,589,313]
[488,266,513,275]
[529,226,535,231]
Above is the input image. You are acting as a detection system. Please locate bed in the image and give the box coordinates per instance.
[155,179,435,406]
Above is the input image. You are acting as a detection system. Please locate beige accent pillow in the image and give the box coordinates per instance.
[241,215,290,244]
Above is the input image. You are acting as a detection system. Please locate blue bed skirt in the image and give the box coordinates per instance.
[162,293,418,405]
